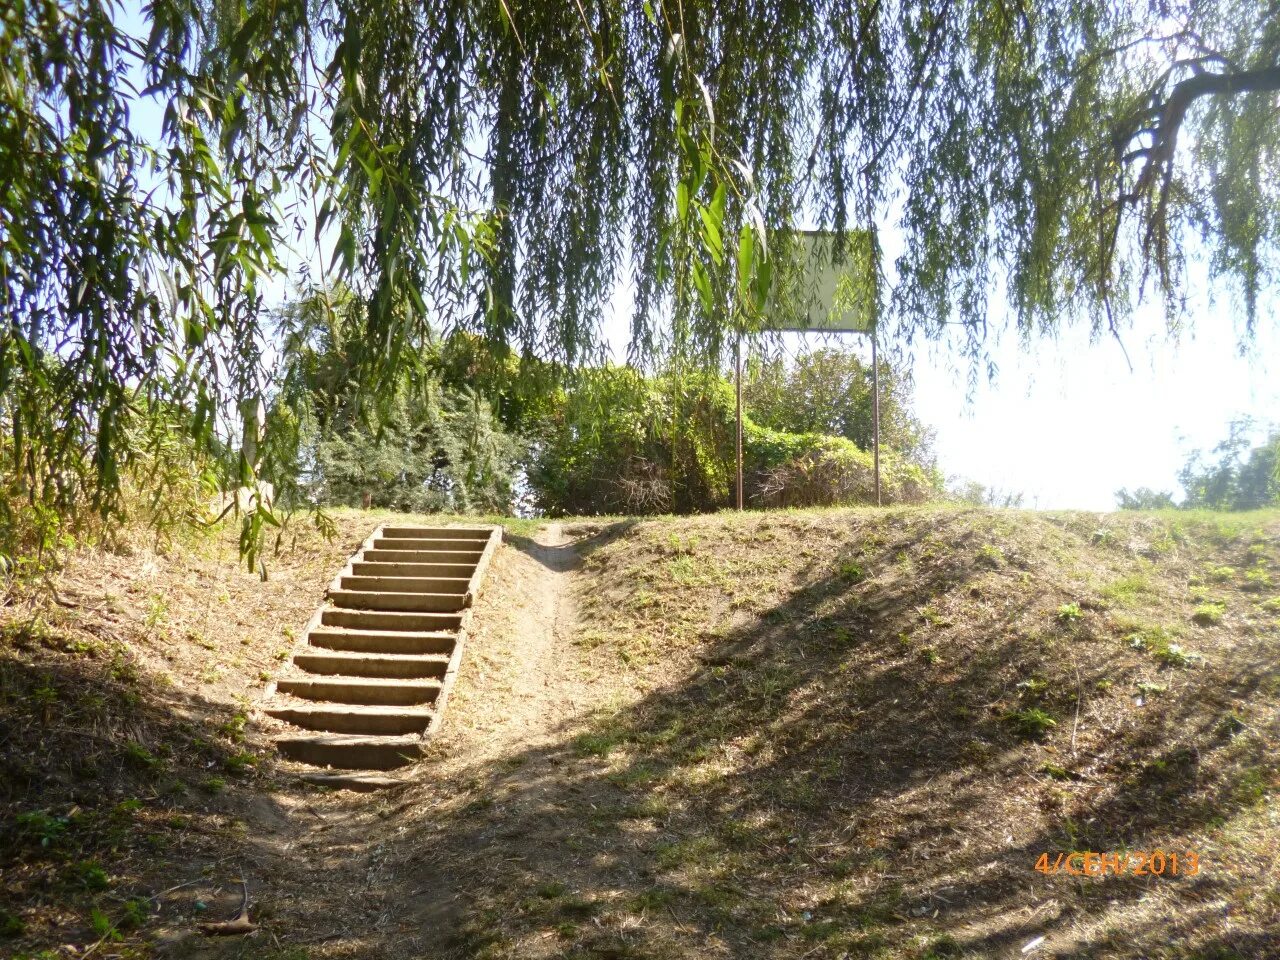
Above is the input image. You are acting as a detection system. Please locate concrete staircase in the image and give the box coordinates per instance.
[263,524,502,791]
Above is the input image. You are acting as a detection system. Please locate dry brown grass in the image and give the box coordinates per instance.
[396,507,1280,960]
[2,506,1278,960]
[0,508,495,959]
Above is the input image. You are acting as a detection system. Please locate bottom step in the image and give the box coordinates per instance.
[277,733,423,770]
[301,772,408,792]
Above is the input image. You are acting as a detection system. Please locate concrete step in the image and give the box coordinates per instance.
[292,650,449,678]
[276,676,442,705]
[361,547,485,564]
[351,560,478,578]
[320,608,463,632]
[371,537,485,553]
[380,527,491,542]
[301,772,408,792]
[329,589,467,613]
[265,703,433,735]
[338,574,471,595]
[307,626,456,655]
[277,733,422,770]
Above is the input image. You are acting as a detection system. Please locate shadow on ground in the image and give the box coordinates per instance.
[0,615,296,957]
[374,512,1279,960]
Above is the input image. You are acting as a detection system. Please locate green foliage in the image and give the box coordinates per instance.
[274,288,522,514]
[948,480,1025,508]
[1192,601,1226,626]
[743,348,933,465]
[1115,487,1177,511]
[837,560,865,583]
[1127,627,1201,668]
[1243,567,1273,592]
[976,544,1005,567]
[0,908,24,938]
[1005,708,1057,740]
[15,811,67,848]
[526,365,731,515]
[1177,420,1280,512]
[1056,602,1083,623]
[5,0,1278,567]
[526,360,938,515]
[69,861,110,891]
[123,743,158,770]
[89,907,120,942]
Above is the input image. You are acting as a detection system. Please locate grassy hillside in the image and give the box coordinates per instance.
[2,506,1278,959]
[427,508,1280,959]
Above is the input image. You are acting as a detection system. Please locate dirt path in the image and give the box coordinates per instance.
[146,522,631,959]
[436,521,583,758]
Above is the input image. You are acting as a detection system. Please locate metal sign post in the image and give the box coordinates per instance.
[735,331,744,511]
[871,328,880,506]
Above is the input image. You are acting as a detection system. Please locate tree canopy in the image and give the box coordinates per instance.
[2,0,1278,551]
[1117,419,1280,511]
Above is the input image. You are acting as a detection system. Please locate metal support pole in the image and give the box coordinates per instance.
[735,333,744,511]
[871,331,881,507]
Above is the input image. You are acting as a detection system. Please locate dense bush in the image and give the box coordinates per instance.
[744,348,935,466]
[272,289,523,515]
[526,356,940,516]
[749,428,935,508]
[525,367,732,516]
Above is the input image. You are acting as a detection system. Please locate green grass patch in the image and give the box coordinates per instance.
[1127,625,1201,667]
[1004,708,1057,740]
[1243,567,1273,592]
[1192,600,1226,626]
[0,909,25,938]
[1100,573,1152,606]
[68,860,109,890]
[1056,602,1083,623]
[837,559,865,582]
[573,727,627,758]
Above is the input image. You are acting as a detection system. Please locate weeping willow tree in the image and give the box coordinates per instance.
[2,0,1278,557]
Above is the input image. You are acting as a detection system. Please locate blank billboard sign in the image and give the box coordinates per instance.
[761,229,878,333]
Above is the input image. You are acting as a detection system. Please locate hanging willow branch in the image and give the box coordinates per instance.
[1,0,1278,561]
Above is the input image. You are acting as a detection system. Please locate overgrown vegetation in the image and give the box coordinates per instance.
[526,352,938,516]
[271,288,523,514]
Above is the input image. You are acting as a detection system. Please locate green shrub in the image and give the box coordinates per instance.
[16,811,67,848]
[1,909,26,938]
[1128,626,1201,667]
[1056,602,1083,623]
[69,861,110,891]
[525,361,940,516]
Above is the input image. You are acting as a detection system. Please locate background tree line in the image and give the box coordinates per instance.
[1117,420,1280,512]
[268,289,939,518]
